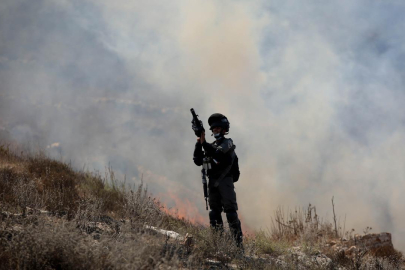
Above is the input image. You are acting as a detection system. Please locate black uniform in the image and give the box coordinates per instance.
[193,137,243,245]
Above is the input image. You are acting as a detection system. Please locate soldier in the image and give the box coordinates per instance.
[193,113,243,247]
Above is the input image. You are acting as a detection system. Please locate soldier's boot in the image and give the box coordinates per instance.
[209,209,224,234]
[226,211,243,249]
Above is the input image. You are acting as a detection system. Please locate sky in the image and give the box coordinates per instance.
[1,0,405,250]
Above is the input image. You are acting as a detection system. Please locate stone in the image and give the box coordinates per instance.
[345,246,357,256]
[354,232,395,256]
[355,233,393,249]
[144,225,184,241]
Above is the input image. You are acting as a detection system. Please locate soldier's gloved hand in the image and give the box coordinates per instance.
[197,131,205,144]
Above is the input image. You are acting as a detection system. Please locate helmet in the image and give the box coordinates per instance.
[208,113,230,132]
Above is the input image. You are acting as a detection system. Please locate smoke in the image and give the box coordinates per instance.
[1,0,405,250]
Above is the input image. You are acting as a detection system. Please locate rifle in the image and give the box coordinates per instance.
[190,108,209,210]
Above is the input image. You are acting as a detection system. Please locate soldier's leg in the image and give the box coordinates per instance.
[218,177,243,246]
[209,209,223,230]
[226,211,243,247]
[208,186,224,230]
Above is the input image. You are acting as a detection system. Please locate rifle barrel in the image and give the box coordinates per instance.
[190,108,198,119]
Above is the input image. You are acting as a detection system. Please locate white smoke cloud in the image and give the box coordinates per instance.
[1,0,405,250]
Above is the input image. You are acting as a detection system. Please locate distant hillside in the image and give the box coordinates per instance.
[0,142,403,269]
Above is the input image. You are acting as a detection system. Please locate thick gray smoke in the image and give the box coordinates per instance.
[1,0,405,250]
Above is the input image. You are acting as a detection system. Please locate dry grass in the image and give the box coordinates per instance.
[267,205,404,269]
[0,143,403,269]
[270,204,337,243]
[0,144,184,269]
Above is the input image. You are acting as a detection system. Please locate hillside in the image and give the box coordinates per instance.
[0,143,404,269]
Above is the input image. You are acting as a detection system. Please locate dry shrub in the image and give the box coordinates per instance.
[254,230,290,256]
[271,205,338,245]
[186,225,246,267]
[0,215,184,270]
[27,156,79,217]
[0,219,102,270]
[124,183,164,229]
[0,167,41,214]
[0,167,21,206]
[0,144,20,162]
[79,172,126,217]
[159,213,196,236]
